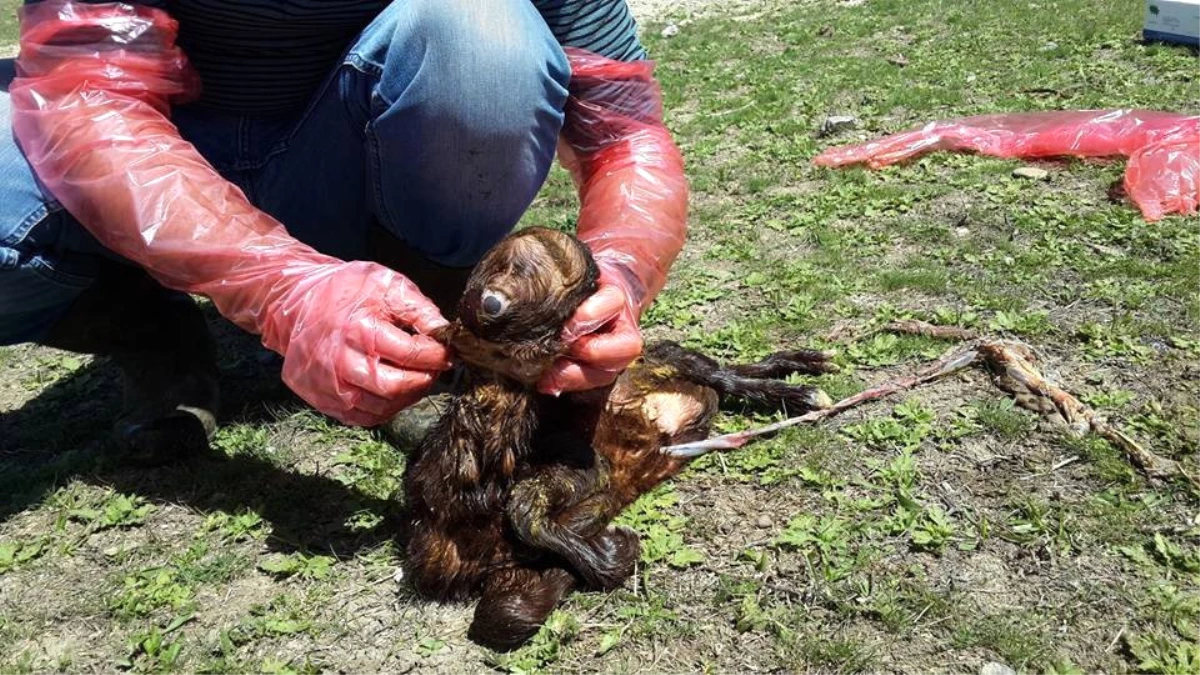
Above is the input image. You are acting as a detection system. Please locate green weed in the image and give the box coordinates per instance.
[332,438,406,501]
[1127,632,1200,675]
[257,552,337,581]
[613,484,704,568]
[118,620,190,673]
[199,509,269,543]
[0,538,47,574]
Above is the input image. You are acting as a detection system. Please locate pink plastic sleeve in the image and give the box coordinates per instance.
[9,0,449,425]
[813,109,1199,221]
[558,46,689,315]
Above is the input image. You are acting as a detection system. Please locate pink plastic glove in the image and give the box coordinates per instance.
[538,47,689,395]
[813,109,1199,221]
[9,0,452,426]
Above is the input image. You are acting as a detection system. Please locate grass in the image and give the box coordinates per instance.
[2,0,1199,672]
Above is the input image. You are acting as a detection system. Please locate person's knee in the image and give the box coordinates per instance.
[365,0,572,268]
[378,0,570,133]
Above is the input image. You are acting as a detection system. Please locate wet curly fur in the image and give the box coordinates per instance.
[401,227,835,651]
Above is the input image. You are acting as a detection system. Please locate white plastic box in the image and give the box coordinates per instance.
[1144,0,1200,47]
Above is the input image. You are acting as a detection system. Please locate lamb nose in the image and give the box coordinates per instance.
[483,295,503,315]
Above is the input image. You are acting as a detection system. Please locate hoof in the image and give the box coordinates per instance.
[467,619,540,653]
[580,526,639,591]
[113,408,214,467]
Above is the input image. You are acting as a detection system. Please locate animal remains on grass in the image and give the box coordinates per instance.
[400,226,836,651]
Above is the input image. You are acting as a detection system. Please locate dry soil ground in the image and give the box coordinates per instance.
[1,1,1198,674]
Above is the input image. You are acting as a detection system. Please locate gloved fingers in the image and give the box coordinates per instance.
[284,366,418,428]
[565,315,643,371]
[561,282,626,343]
[349,390,419,423]
[814,128,948,168]
[870,132,956,167]
[536,358,622,396]
[332,403,397,428]
[340,349,437,401]
[354,319,453,373]
[280,367,374,427]
[383,278,452,336]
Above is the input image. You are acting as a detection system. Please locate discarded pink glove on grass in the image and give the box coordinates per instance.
[813,109,1199,221]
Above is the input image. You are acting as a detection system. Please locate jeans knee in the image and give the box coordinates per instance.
[359,0,572,268]
[375,0,569,141]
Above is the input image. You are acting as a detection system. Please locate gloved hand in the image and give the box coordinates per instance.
[262,262,452,426]
[538,259,644,394]
[537,47,689,395]
[9,0,451,425]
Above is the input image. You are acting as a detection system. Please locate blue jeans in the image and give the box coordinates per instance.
[0,0,570,346]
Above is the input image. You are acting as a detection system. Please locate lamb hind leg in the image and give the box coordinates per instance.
[646,341,835,413]
[507,472,639,592]
[729,347,840,378]
[468,566,576,652]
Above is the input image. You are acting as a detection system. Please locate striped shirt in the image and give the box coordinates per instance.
[24,0,646,117]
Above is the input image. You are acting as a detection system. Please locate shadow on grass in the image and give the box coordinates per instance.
[0,307,411,557]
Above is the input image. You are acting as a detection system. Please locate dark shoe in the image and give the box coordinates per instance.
[112,363,220,467]
[40,264,221,466]
[377,360,465,450]
[379,391,452,452]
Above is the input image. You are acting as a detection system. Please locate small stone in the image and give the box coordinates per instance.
[887,54,909,67]
[660,23,679,38]
[819,115,859,137]
[980,662,1016,675]
[1040,41,1059,51]
[966,73,978,83]
[818,25,835,37]
[954,226,971,238]
[754,515,774,529]
[1012,166,1050,181]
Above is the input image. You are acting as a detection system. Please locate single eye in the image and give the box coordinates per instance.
[480,290,510,317]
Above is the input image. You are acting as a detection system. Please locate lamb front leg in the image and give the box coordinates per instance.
[405,523,493,603]
[507,468,639,592]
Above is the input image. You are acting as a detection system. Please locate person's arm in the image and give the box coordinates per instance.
[533,1,689,394]
[10,0,451,425]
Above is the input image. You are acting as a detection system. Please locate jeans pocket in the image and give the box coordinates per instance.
[10,207,111,288]
[0,244,18,271]
[269,62,369,160]
[0,203,56,271]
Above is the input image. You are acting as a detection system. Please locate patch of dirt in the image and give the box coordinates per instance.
[4,1,1199,672]
[628,0,794,24]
